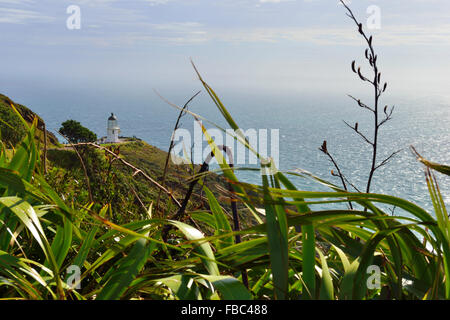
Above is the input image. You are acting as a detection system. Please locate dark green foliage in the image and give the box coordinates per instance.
[59,120,97,143]
[46,147,142,223]
[47,149,81,169]
[0,99,26,146]
[0,94,59,148]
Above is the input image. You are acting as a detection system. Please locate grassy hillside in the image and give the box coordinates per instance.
[46,139,244,227]
[0,93,59,148]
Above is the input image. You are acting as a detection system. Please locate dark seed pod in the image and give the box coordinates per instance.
[358,23,363,34]
[384,105,388,114]
[369,36,373,46]
[352,60,356,73]
[355,123,359,131]
[365,49,369,59]
[358,67,364,80]
[378,72,381,84]
[320,140,328,153]
[383,82,388,92]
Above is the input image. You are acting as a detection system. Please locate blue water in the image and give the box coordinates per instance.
[4,83,449,216]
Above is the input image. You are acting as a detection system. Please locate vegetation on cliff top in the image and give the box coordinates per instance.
[0,94,59,148]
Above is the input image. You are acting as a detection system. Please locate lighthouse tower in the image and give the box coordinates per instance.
[106,113,120,143]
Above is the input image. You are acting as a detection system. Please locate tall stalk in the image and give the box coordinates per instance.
[321,1,400,195]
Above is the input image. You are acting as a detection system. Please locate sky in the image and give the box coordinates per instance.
[1,0,450,99]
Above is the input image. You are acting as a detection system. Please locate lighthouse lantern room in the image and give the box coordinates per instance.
[106,113,120,143]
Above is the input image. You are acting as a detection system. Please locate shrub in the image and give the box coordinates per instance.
[0,103,26,146]
[59,119,97,143]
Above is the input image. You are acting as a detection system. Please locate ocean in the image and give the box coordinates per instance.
[4,83,449,216]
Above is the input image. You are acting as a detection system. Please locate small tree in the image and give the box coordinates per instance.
[59,120,97,143]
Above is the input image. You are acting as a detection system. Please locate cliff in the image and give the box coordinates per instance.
[0,93,59,147]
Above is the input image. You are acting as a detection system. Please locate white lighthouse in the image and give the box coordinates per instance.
[106,113,120,143]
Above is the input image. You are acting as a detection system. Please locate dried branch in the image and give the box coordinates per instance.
[156,90,201,213]
[67,142,182,209]
[59,133,93,203]
[375,149,402,171]
[341,174,362,193]
[129,183,148,215]
[319,141,353,209]
[320,2,398,198]
[165,145,235,225]
[347,95,374,113]
[410,145,422,160]
[378,105,395,128]
[340,0,398,193]
[166,161,209,223]
[343,120,374,146]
